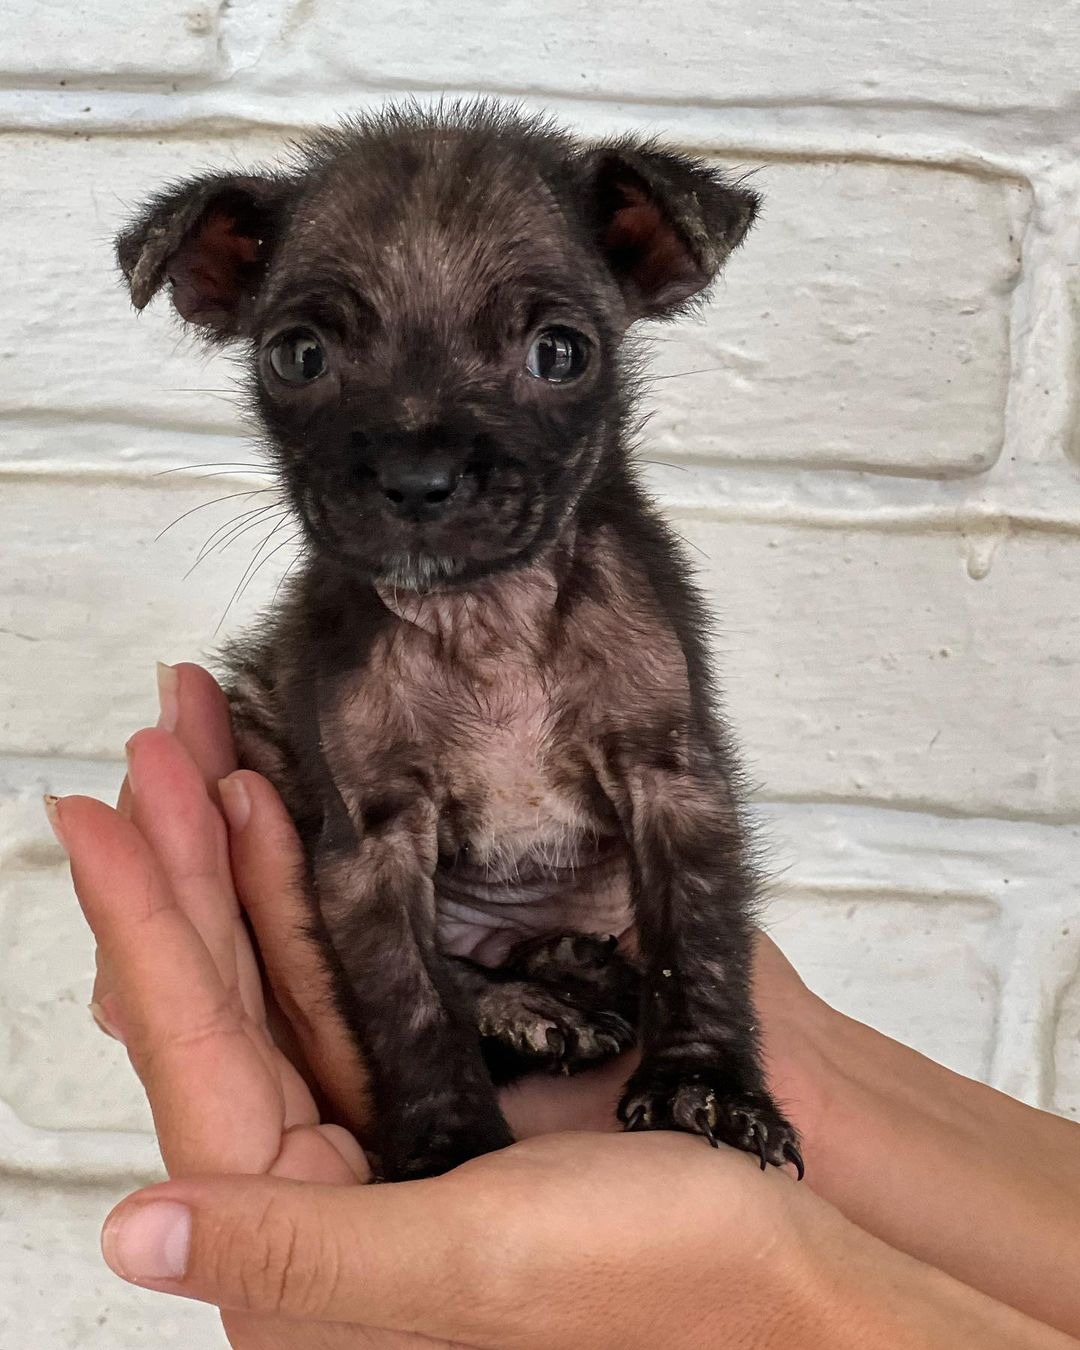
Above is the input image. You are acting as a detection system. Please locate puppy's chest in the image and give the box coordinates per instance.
[425,661,593,861]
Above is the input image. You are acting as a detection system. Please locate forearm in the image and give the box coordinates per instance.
[762,945,1080,1339]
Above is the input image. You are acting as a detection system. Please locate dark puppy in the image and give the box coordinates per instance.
[116,101,801,1182]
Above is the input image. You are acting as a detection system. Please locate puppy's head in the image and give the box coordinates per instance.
[117,103,758,591]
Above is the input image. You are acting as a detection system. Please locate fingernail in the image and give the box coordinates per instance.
[218,775,251,831]
[103,1200,191,1282]
[43,794,68,852]
[124,738,142,797]
[90,996,127,1046]
[156,662,179,733]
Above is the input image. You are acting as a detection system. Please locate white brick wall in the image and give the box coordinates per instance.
[2,3,1079,1342]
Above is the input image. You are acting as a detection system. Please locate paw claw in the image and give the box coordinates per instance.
[753,1122,768,1171]
[694,1108,720,1147]
[617,1070,802,1176]
[545,1027,566,1057]
[624,1103,648,1132]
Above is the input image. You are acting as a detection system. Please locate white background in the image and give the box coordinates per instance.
[2,2,1080,1343]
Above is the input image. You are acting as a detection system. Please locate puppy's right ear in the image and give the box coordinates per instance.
[115,173,294,339]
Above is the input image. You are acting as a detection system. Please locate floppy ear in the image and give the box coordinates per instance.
[115,173,294,339]
[585,141,760,320]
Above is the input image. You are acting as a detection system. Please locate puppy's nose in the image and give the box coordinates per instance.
[377,458,461,519]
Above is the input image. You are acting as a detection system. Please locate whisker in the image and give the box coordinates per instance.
[271,548,304,608]
[671,527,709,561]
[216,520,296,633]
[155,488,277,541]
[238,531,303,608]
[217,529,302,634]
[155,462,276,479]
[635,459,690,473]
[197,501,286,558]
[186,504,288,578]
[647,367,723,381]
[155,463,273,474]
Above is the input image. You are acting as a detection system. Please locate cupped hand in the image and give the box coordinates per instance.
[56,663,827,1350]
[98,1129,832,1350]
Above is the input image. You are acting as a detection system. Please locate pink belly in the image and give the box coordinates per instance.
[435,838,635,967]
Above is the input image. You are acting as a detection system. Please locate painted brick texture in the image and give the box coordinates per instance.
[2,1,1079,1341]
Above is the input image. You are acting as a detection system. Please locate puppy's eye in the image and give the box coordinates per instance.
[525,328,589,383]
[268,329,327,384]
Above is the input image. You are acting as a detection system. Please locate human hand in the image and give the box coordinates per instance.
[56,663,823,1350]
[98,1126,1074,1350]
[56,664,1076,1349]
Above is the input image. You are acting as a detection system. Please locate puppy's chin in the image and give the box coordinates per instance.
[374,553,468,594]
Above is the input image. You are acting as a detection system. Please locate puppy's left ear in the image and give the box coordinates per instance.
[584,141,760,320]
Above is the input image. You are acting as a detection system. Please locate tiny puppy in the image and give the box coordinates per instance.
[117,101,802,1182]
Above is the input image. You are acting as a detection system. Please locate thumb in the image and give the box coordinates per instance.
[100,1173,494,1340]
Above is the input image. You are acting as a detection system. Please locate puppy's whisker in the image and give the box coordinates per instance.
[647,367,723,381]
[225,530,303,629]
[155,462,276,480]
[216,520,298,633]
[271,548,304,608]
[187,503,288,577]
[155,488,278,541]
[238,530,302,604]
[670,527,710,560]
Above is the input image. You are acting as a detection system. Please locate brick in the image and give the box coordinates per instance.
[644,160,1026,475]
[252,0,1080,111]
[0,1177,218,1347]
[767,890,1000,1080]
[2,0,221,80]
[0,768,152,1133]
[679,516,1080,817]
[1,133,1025,479]
[0,479,293,759]
[0,130,283,443]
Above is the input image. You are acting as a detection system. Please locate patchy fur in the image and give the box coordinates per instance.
[116,100,801,1181]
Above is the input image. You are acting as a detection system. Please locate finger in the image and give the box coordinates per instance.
[166,662,239,797]
[271,1125,371,1185]
[219,770,372,1132]
[100,1172,485,1337]
[126,728,243,1000]
[57,794,285,1176]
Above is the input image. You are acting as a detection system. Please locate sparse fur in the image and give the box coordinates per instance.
[116,99,800,1180]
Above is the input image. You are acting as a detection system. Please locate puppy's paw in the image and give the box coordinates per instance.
[478,981,636,1073]
[619,1067,803,1179]
[503,930,640,1015]
[506,930,622,978]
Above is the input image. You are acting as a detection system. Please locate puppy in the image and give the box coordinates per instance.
[116,101,802,1182]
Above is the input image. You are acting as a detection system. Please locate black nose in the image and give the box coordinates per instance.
[377,459,461,519]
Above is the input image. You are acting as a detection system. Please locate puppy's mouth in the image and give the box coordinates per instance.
[295,475,548,590]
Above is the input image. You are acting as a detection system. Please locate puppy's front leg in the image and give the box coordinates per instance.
[316,788,513,1180]
[597,736,802,1176]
